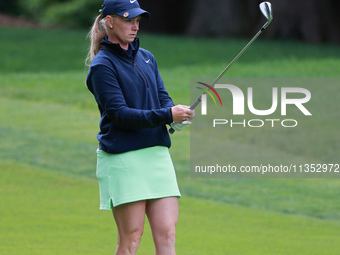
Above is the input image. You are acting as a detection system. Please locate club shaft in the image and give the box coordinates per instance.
[170,20,270,134]
[190,22,268,111]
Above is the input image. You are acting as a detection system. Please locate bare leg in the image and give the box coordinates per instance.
[146,197,178,255]
[112,200,146,255]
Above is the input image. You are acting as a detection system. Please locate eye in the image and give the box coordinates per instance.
[124,17,141,23]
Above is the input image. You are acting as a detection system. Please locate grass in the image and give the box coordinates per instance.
[1,26,340,254]
[1,162,340,255]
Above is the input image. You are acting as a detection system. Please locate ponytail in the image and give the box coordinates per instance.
[85,13,108,66]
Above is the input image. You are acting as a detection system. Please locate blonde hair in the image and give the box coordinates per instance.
[85,13,108,66]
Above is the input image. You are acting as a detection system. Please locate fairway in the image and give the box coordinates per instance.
[1,162,339,255]
[1,27,340,254]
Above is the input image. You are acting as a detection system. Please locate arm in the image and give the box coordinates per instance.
[90,64,173,130]
[153,58,175,109]
[151,56,194,125]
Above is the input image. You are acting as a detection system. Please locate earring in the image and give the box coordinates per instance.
[110,26,113,29]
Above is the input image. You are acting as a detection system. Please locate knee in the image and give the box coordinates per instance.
[118,229,143,253]
[165,229,176,246]
[156,227,176,246]
[129,231,143,250]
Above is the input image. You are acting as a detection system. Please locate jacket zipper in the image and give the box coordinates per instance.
[118,47,149,89]
[132,60,149,88]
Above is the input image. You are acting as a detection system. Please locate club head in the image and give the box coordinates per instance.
[259,2,273,23]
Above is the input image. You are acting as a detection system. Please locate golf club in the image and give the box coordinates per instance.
[169,1,273,134]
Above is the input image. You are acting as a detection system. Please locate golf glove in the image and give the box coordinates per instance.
[170,121,191,132]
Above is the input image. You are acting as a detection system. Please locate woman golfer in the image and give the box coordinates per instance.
[86,0,194,254]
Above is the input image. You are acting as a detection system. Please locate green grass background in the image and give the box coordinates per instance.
[1,27,340,254]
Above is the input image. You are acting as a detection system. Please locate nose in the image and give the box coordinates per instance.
[132,20,139,31]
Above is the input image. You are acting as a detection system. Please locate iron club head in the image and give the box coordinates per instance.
[259,2,273,29]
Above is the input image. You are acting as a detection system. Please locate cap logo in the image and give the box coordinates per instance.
[123,12,129,17]
[130,0,137,3]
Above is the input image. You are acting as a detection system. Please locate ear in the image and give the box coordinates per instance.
[105,16,113,29]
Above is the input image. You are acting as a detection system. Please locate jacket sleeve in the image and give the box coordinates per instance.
[153,57,175,109]
[90,64,173,130]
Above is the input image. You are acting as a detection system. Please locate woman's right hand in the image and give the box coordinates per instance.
[171,105,195,123]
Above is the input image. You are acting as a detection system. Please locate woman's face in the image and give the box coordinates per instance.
[106,15,141,50]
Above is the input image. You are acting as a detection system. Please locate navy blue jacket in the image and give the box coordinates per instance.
[86,37,174,154]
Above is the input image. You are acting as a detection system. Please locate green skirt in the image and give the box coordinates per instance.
[96,146,181,210]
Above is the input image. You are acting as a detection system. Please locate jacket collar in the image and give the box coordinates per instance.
[100,37,140,58]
